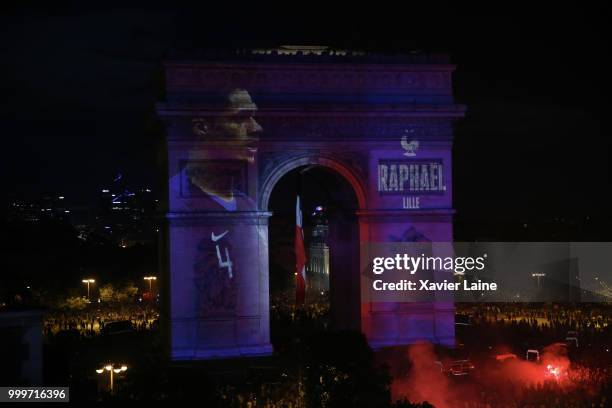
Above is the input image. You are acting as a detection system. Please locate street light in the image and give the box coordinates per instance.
[95,363,127,394]
[82,279,95,301]
[531,273,546,290]
[143,276,157,293]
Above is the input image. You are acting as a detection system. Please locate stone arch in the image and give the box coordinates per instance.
[263,154,364,332]
[158,53,464,360]
[260,155,367,212]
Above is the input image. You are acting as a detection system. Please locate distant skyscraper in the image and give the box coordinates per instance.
[94,175,158,247]
[308,206,330,293]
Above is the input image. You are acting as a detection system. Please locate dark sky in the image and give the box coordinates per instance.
[1,6,609,222]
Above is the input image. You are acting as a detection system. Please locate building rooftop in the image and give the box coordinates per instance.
[166,45,451,64]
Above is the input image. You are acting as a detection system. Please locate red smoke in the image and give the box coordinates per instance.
[391,342,453,408]
[483,343,571,386]
[386,341,573,407]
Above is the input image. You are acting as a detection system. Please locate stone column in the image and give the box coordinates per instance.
[165,136,273,359]
[168,211,273,359]
[358,209,455,348]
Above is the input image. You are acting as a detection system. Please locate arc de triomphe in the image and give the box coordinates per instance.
[156,48,466,360]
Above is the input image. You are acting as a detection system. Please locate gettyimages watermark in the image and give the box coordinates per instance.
[361,242,612,303]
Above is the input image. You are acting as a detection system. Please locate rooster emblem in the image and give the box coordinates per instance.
[401,136,419,157]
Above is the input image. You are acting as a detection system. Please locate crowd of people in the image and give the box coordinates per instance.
[454,375,609,408]
[270,289,330,326]
[446,303,612,407]
[456,303,611,367]
[458,303,610,332]
[42,290,612,406]
[43,303,159,338]
[217,382,303,408]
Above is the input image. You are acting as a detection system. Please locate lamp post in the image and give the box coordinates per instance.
[531,273,546,290]
[82,279,95,301]
[143,276,157,293]
[95,364,127,395]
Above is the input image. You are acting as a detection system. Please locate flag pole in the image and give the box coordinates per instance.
[295,171,307,306]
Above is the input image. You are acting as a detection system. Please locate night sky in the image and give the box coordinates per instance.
[1,6,609,227]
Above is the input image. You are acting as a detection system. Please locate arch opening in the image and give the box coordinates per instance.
[260,156,366,212]
[267,165,361,343]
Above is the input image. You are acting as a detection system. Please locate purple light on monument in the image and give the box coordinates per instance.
[157,47,465,359]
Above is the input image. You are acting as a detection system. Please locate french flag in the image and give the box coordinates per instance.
[295,195,307,305]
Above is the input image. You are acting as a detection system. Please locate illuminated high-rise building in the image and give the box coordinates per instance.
[308,206,329,293]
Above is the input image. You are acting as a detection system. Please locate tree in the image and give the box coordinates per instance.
[99,284,115,302]
[304,331,391,408]
[63,296,88,310]
[122,282,138,298]
[114,282,138,304]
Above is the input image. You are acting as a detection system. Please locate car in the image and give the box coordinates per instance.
[455,313,472,326]
[435,359,475,376]
[450,360,474,376]
[101,320,134,335]
[565,337,579,348]
[526,349,540,362]
[495,353,518,362]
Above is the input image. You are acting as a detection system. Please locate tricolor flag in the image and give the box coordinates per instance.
[294,195,307,305]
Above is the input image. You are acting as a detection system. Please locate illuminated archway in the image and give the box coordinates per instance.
[158,48,464,359]
[266,163,362,334]
[260,154,367,212]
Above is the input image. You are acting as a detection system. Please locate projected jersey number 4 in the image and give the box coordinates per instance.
[211,230,233,279]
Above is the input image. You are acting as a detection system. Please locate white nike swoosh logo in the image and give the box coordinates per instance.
[211,230,229,242]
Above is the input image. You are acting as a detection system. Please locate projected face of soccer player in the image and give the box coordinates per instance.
[192,89,262,140]
[187,89,261,205]
[217,110,262,140]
